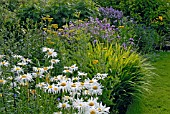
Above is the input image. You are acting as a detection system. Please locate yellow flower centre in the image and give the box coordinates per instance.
[48,52,53,55]
[61,82,66,86]
[98,108,102,112]
[37,68,41,71]
[54,87,58,91]
[71,83,76,87]
[90,110,96,114]
[43,67,48,71]
[92,86,98,90]
[43,28,47,31]
[36,72,40,75]
[81,82,84,86]
[2,62,6,64]
[89,80,94,83]
[16,67,21,71]
[52,59,56,62]
[0,80,4,83]
[21,75,27,79]
[65,70,70,72]
[48,85,53,89]
[62,103,66,108]
[89,102,94,106]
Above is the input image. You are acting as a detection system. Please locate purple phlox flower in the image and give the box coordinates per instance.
[129,38,134,42]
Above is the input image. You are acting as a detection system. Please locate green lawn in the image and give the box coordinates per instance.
[126,52,170,114]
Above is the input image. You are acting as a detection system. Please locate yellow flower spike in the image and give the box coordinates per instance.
[51,24,58,29]
[42,17,47,21]
[158,16,163,21]
[92,60,99,64]
[47,30,52,34]
[118,26,124,28]
[43,28,47,31]
[47,18,53,22]
[58,28,64,31]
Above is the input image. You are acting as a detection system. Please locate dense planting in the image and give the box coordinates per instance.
[0,0,169,114]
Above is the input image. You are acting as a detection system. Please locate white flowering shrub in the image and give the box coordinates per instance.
[0,47,110,114]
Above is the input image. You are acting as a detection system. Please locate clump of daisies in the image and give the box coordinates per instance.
[0,47,110,114]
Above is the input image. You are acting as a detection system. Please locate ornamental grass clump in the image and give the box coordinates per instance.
[0,47,110,114]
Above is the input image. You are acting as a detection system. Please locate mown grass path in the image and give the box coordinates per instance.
[126,52,170,114]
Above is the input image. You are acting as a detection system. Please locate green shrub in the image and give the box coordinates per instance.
[16,0,99,27]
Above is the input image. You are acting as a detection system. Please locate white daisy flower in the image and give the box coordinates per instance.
[32,72,44,78]
[42,47,50,52]
[50,59,60,65]
[86,97,98,108]
[46,48,57,58]
[85,107,99,114]
[58,80,70,92]
[96,102,110,114]
[53,112,62,114]
[17,62,27,66]
[0,61,9,67]
[69,82,81,93]
[15,73,33,83]
[0,79,7,84]
[95,73,108,80]
[44,83,59,93]
[36,82,46,89]
[52,85,60,94]
[13,55,23,59]
[62,95,73,102]
[58,102,70,109]
[73,98,86,113]
[78,71,87,76]
[11,66,24,74]
[89,83,103,95]
[63,69,73,74]
[21,58,32,63]
[69,64,78,71]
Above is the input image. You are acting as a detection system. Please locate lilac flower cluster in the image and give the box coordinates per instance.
[99,7,123,19]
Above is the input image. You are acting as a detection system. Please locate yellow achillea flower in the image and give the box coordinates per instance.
[42,17,47,21]
[158,16,163,21]
[118,26,124,28]
[47,18,53,22]
[92,60,99,64]
[58,28,64,31]
[47,30,52,34]
[51,24,58,29]
[43,28,47,31]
